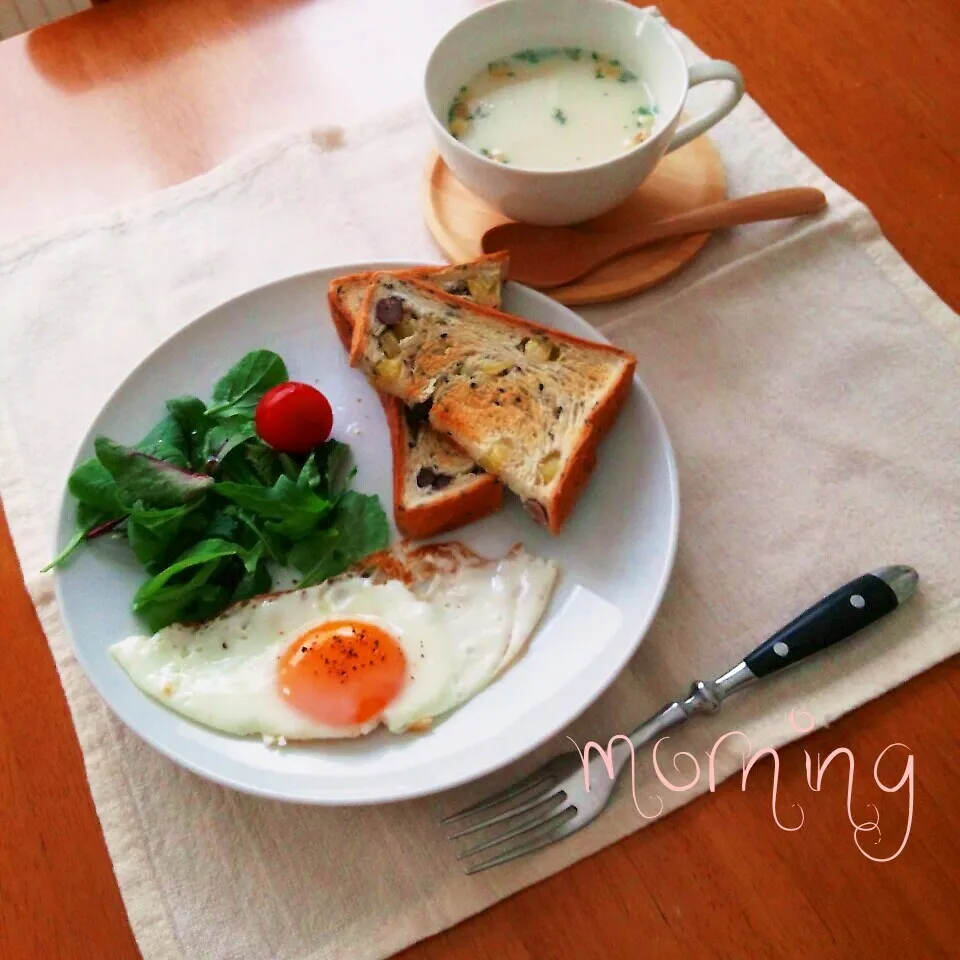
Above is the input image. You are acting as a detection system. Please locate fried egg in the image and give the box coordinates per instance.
[110,543,558,740]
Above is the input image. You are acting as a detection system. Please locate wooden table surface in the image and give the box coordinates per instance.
[1,1,958,957]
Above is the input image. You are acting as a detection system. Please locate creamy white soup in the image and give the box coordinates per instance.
[447,47,658,170]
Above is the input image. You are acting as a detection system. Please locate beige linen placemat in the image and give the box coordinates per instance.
[1,27,958,960]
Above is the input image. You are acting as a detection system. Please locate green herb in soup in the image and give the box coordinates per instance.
[447,48,657,170]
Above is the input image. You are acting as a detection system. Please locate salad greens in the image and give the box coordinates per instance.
[47,350,389,632]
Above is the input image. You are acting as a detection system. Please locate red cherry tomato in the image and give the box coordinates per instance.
[255,382,334,454]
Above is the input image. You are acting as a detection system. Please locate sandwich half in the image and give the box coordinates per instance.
[349,273,636,533]
[328,255,508,538]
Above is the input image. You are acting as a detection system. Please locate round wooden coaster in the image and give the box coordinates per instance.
[423,136,726,306]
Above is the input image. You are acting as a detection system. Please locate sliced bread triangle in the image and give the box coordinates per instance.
[349,272,636,533]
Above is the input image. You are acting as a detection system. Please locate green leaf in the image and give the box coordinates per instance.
[166,396,208,430]
[312,439,354,498]
[68,458,126,515]
[214,475,332,526]
[232,551,271,603]
[43,502,127,572]
[201,508,243,542]
[95,436,214,509]
[76,501,114,530]
[132,534,265,630]
[136,414,190,469]
[239,540,265,574]
[166,396,211,469]
[230,508,289,563]
[279,453,301,482]
[296,453,322,492]
[263,511,323,540]
[183,582,236,625]
[214,445,262,487]
[126,501,209,573]
[132,538,249,610]
[206,350,287,418]
[290,491,389,587]
[135,560,226,632]
[240,440,285,487]
[50,459,128,569]
[41,528,86,572]
[202,417,256,470]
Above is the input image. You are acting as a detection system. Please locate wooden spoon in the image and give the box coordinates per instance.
[481,187,827,289]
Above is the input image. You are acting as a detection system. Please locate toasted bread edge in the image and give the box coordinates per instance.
[545,354,636,533]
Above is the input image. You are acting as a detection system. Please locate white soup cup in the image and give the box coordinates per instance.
[424,0,744,225]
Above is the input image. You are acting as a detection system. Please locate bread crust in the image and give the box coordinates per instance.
[351,274,636,534]
[328,257,507,538]
[545,354,634,532]
[328,278,362,351]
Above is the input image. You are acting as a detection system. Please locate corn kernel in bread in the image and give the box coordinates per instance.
[349,274,636,533]
[327,255,508,538]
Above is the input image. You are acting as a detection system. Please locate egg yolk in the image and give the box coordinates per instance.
[277,620,407,726]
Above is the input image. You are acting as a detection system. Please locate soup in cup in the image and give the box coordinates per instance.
[424,0,744,225]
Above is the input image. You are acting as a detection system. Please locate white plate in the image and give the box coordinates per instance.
[52,263,679,804]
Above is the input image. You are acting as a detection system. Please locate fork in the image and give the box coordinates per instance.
[443,564,918,874]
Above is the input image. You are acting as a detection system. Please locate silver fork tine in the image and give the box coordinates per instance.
[463,809,579,875]
[456,800,571,858]
[447,788,563,839]
[439,770,555,824]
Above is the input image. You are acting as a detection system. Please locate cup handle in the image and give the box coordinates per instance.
[666,60,745,153]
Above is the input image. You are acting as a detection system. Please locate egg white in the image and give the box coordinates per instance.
[407,550,559,722]
[111,579,450,739]
[110,548,558,740]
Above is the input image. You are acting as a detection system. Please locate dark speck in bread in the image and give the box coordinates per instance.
[404,398,433,435]
[376,296,404,326]
[417,467,452,490]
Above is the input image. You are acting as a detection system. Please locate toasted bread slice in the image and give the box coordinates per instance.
[328,255,508,539]
[328,254,508,349]
[349,274,636,533]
